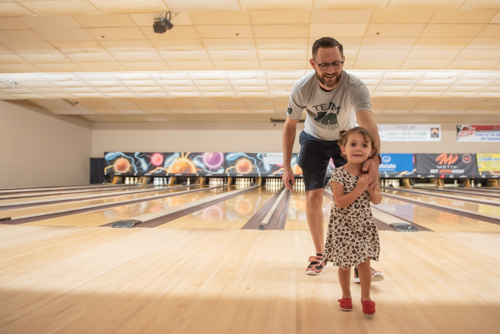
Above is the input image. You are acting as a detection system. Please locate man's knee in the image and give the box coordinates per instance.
[306,189,323,208]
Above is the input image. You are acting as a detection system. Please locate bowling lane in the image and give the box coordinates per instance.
[0,183,127,195]
[285,190,331,231]
[23,187,232,227]
[1,186,200,220]
[158,186,276,229]
[395,187,500,204]
[376,197,500,232]
[382,189,500,218]
[0,185,164,206]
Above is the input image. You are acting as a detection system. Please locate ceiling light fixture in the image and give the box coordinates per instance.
[0,77,17,89]
[153,11,174,34]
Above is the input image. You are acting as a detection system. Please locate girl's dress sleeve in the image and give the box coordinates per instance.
[330,168,344,186]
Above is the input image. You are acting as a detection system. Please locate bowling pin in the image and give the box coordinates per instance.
[471,180,474,187]
[187,178,190,185]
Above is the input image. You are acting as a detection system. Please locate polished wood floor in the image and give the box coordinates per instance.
[1,224,499,334]
[1,184,500,333]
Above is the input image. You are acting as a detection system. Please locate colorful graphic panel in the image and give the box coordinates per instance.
[477,154,500,178]
[162,152,224,176]
[104,152,168,175]
[457,125,500,142]
[104,152,226,176]
[379,154,415,177]
[415,154,478,178]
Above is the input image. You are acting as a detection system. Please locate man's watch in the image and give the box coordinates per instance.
[371,154,381,163]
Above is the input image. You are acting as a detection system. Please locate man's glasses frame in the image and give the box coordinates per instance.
[313,59,344,70]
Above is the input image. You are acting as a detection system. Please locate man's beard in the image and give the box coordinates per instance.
[316,70,341,89]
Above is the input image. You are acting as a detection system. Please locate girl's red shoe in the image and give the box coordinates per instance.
[338,298,353,311]
[361,299,376,315]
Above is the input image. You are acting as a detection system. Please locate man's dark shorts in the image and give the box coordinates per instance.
[298,131,347,192]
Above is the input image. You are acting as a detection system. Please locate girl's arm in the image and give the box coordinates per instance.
[331,175,370,209]
[367,182,383,205]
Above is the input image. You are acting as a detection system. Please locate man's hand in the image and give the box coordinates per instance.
[362,156,380,181]
[282,167,295,191]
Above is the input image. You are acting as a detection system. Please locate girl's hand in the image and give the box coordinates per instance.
[357,174,371,191]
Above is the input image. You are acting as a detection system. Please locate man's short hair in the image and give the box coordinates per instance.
[312,37,344,59]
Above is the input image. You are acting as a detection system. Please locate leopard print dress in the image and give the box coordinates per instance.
[323,166,380,267]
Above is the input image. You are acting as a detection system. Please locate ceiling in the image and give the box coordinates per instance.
[0,0,499,123]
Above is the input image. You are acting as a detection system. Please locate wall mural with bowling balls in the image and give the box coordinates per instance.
[104,152,168,175]
[104,151,329,176]
[163,152,225,176]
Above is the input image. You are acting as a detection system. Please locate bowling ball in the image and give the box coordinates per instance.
[151,153,164,166]
[114,158,129,173]
[170,158,197,174]
[203,152,224,169]
[236,159,252,174]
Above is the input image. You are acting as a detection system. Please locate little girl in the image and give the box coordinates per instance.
[322,127,382,315]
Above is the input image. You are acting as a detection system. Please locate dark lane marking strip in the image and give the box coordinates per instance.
[382,192,500,226]
[127,187,258,228]
[0,186,195,210]
[266,189,292,230]
[381,187,500,207]
[241,188,285,230]
[1,186,216,225]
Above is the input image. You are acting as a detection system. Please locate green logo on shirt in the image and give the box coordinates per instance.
[313,112,339,130]
[287,107,293,114]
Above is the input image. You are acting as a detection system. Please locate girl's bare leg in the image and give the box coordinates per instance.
[357,258,372,301]
[338,266,351,298]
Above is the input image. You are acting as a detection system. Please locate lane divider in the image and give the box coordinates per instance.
[241,188,285,230]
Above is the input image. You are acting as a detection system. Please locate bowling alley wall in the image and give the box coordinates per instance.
[1,99,500,189]
[0,100,92,189]
[91,122,500,157]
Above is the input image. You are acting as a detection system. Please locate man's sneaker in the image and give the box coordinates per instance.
[306,256,326,275]
[353,267,384,283]
[361,299,376,315]
[338,298,353,311]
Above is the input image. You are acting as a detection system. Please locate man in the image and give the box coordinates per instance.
[282,37,384,283]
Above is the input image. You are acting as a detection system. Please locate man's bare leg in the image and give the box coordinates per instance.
[306,188,325,254]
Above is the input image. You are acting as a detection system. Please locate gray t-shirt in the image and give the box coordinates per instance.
[286,71,372,141]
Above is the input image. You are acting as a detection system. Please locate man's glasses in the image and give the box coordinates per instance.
[313,60,344,70]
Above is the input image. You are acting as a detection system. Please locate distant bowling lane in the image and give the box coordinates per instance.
[376,196,500,232]
[0,185,166,206]
[23,187,232,227]
[382,188,500,218]
[285,190,331,230]
[405,187,500,202]
[158,186,276,229]
[2,186,201,220]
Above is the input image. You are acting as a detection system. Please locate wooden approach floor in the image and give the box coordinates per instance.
[1,224,499,334]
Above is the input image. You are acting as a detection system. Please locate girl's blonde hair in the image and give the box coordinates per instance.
[338,127,378,159]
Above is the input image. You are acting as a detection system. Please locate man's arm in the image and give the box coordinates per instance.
[282,117,299,190]
[356,110,381,178]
